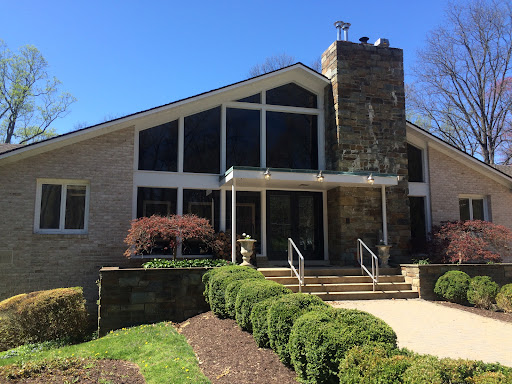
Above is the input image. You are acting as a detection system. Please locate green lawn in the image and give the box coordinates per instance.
[0,322,210,384]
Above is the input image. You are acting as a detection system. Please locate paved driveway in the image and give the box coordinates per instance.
[331,299,512,367]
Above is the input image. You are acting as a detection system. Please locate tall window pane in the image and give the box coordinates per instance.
[183,189,220,255]
[459,198,470,221]
[65,185,86,229]
[407,144,423,182]
[137,187,177,218]
[40,184,62,229]
[184,107,220,173]
[472,199,484,220]
[226,191,261,254]
[138,120,178,171]
[266,83,317,108]
[266,112,318,169]
[226,108,260,168]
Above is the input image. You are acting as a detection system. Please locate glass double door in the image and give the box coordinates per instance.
[266,191,323,260]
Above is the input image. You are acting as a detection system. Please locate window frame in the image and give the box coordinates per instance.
[458,195,489,221]
[34,179,90,234]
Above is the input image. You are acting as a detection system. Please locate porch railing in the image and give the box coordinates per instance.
[288,238,305,292]
[357,238,379,291]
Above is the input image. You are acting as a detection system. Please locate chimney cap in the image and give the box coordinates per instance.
[359,37,370,44]
[374,38,390,47]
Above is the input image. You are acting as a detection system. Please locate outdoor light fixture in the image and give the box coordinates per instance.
[316,170,324,182]
[367,173,375,185]
[264,168,271,180]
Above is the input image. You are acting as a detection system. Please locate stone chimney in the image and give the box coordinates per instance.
[321,39,410,264]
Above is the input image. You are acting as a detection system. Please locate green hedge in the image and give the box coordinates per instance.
[207,266,264,317]
[467,276,499,309]
[267,293,329,365]
[202,265,247,304]
[251,297,281,348]
[434,270,471,304]
[0,287,87,351]
[496,283,512,313]
[338,344,512,384]
[289,308,397,384]
[143,258,231,269]
[234,280,292,332]
[225,278,261,319]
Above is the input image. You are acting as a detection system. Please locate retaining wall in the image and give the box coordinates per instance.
[401,263,512,300]
[98,267,209,335]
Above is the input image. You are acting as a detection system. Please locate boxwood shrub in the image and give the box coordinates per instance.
[434,270,471,304]
[225,278,262,319]
[207,266,264,317]
[0,287,87,351]
[289,308,397,384]
[267,293,328,365]
[251,297,281,348]
[496,283,512,313]
[234,280,292,332]
[202,264,248,304]
[467,276,499,309]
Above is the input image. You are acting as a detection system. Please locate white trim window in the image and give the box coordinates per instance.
[34,179,90,234]
[459,195,488,221]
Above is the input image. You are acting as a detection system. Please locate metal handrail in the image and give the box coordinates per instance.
[357,238,379,291]
[288,238,305,292]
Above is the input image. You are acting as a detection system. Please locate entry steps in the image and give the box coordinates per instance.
[258,267,419,300]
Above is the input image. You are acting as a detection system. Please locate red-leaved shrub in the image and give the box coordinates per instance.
[124,214,216,258]
[429,220,512,263]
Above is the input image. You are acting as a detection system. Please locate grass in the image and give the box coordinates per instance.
[0,322,210,384]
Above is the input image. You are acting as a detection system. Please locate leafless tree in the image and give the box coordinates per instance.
[248,53,295,77]
[408,0,512,164]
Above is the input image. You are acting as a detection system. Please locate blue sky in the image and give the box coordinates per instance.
[2,0,449,135]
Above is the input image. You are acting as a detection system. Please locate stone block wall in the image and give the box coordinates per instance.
[401,263,512,300]
[98,267,210,335]
[322,40,410,262]
[0,127,136,314]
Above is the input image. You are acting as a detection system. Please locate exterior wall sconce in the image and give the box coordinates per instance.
[316,170,324,182]
[367,173,375,185]
[397,175,403,182]
[264,168,271,180]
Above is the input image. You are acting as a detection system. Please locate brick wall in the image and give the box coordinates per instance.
[0,127,137,314]
[401,263,512,300]
[429,147,512,229]
[98,267,209,335]
[322,41,410,263]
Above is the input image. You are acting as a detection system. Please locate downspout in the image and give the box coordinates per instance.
[381,185,388,245]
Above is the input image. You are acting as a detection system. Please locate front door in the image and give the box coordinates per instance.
[266,191,323,260]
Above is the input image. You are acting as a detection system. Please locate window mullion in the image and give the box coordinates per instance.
[60,184,67,230]
[469,198,474,220]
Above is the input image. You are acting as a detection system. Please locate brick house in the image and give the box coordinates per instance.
[1,37,512,309]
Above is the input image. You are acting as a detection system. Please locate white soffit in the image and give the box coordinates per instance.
[406,122,512,188]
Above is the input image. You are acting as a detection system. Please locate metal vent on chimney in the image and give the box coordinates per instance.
[374,38,390,47]
[334,21,351,41]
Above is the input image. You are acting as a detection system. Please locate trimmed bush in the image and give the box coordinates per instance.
[496,283,512,313]
[290,308,397,383]
[402,355,445,384]
[251,298,279,348]
[225,278,262,319]
[473,371,512,384]
[467,276,499,309]
[207,266,264,317]
[338,344,412,384]
[202,264,247,304]
[434,270,471,304]
[267,293,328,365]
[0,287,87,351]
[234,280,292,331]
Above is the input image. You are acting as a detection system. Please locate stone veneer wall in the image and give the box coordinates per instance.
[401,263,512,300]
[322,41,410,264]
[98,267,210,335]
[0,127,136,315]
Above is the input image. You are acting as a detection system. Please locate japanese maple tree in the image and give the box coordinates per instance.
[430,220,512,263]
[124,214,216,260]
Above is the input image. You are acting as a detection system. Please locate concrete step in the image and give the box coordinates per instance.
[266,275,406,285]
[284,282,413,293]
[258,267,401,277]
[312,290,419,301]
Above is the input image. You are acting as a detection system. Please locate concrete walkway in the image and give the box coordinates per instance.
[331,299,512,367]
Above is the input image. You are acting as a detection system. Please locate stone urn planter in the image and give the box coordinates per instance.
[376,245,392,267]
[237,239,257,268]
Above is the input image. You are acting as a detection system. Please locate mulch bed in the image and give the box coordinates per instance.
[177,311,298,384]
[434,301,512,323]
[1,359,145,383]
